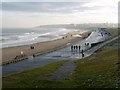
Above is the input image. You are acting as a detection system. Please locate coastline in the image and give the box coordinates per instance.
[2,31,91,65]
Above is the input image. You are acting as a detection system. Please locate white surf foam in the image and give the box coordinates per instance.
[1,28,85,48]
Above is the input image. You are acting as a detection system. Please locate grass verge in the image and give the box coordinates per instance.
[106,28,118,38]
[73,48,119,88]
[2,60,68,88]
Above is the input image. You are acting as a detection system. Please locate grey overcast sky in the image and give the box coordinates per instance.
[1,0,119,28]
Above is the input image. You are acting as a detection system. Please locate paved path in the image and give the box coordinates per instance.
[37,61,76,81]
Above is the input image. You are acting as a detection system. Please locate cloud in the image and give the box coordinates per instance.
[2,0,94,2]
[2,0,118,28]
[2,2,104,14]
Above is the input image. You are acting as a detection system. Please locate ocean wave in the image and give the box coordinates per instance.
[1,28,80,48]
[18,32,51,41]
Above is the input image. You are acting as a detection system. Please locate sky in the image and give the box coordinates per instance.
[0,0,119,28]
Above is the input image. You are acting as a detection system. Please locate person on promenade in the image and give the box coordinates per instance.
[81,49,84,54]
[71,45,73,51]
[82,53,84,58]
[74,46,76,51]
[87,43,89,47]
[79,46,81,52]
[76,45,78,52]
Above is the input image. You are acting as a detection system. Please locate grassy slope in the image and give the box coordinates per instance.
[106,28,118,38]
[2,60,68,88]
[73,48,119,88]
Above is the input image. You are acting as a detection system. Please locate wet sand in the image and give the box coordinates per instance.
[1,31,91,65]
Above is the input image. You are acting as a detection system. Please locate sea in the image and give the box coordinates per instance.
[1,28,78,48]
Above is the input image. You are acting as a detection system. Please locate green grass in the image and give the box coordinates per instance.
[2,60,68,88]
[106,28,119,38]
[73,48,119,88]
[96,37,120,53]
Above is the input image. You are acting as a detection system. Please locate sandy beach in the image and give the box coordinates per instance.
[1,30,91,65]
